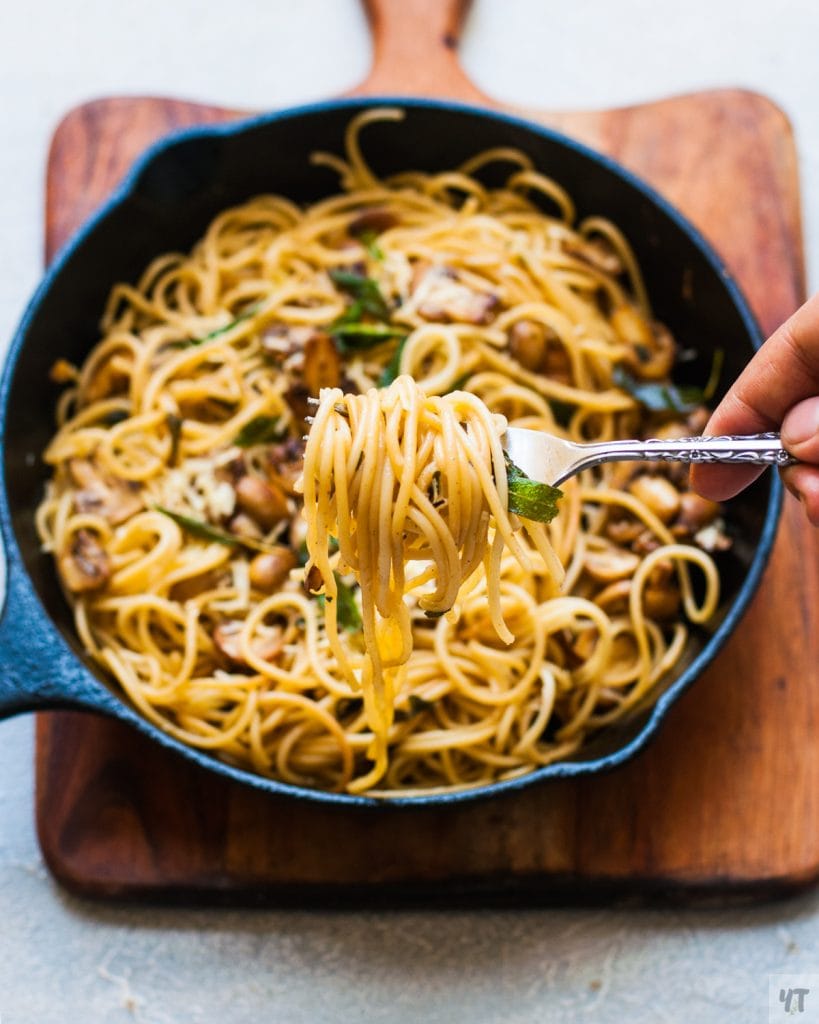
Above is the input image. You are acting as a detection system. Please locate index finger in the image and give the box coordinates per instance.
[691,291,819,500]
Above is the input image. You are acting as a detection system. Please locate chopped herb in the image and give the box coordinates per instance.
[612,348,725,414]
[394,695,435,722]
[311,571,362,630]
[155,506,239,547]
[329,269,391,321]
[154,506,274,554]
[332,322,405,350]
[504,455,562,524]
[360,230,385,261]
[233,415,285,448]
[172,303,262,349]
[334,572,363,632]
[166,413,183,465]
[423,609,446,619]
[379,336,409,386]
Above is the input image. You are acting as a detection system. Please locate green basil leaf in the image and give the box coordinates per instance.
[612,349,723,414]
[332,322,405,346]
[504,455,562,524]
[334,572,363,632]
[154,505,275,555]
[379,335,409,385]
[360,230,385,261]
[173,302,262,349]
[329,269,391,321]
[233,415,286,448]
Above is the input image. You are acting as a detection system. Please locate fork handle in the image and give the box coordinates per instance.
[573,432,797,475]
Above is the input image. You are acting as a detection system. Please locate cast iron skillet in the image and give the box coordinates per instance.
[0,97,780,806]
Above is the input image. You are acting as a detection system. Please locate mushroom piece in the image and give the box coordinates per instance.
[348,207,399,236]
[265,437,306,496]
[613,305,676,381]
[628,474,681,524]
[69,459,143,526]
[249,547,298,592]
[562,236,624,276]
[234,475,289,530]
[302,332,341,397]
[583,543,640,583]
[228,512,265,542]
[58,530,110,593]
[604,514,644,547]
[672,491,722,536]
[413,265,498,325]
[260,324,321,360]
[507,320,570,380]
[213,620,284,671]
[642,562,681,620]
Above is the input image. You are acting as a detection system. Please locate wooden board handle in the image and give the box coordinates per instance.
[350,0,487,101]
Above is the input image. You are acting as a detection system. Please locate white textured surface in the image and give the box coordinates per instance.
[1,1,818,1020]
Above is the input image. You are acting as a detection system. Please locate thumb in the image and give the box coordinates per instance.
[781,397,819,462]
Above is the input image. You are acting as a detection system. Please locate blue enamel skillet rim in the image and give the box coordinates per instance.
[0,96,781,807]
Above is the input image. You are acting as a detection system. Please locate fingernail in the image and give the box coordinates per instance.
[784,401,819,446]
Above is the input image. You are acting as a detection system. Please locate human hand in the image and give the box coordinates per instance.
[691,291,819,525]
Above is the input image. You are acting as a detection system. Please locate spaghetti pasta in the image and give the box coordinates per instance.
[37,107,725,795]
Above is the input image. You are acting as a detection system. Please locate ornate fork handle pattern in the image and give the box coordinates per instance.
[569,432,797,480]
[636,433,796,466]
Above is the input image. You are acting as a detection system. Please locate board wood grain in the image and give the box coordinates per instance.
[37,0,815,902]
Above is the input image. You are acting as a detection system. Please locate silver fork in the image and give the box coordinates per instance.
[502,428,797,487]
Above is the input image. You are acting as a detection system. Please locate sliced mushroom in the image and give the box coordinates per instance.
[83,356,129,404]
[631,528,661,556]
[261,324,321,359]
[348,207,399,236]
[614,305,676,381]
[228,512,265,542]
[265,437,306,496]
[508,320,569,379]
[302,332,341,397]
[604,515,644,546]
[69,459,143,526]
[413,265,498,325]
[562,236,624,276]
[304,563,323,594]
[170,570,223,603]
[213,619,284,670]
[284,381,312,427]
[672,491,722,536]
[583,543,640,583]
[58,530,110,593]
[234,475,289,531]
[693,519,732,553]
[249,547,297,592]
[642,562,680,620]
[628,474,681,524]
[593,578,632,612]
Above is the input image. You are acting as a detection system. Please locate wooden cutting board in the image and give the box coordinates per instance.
[37,0,816,903]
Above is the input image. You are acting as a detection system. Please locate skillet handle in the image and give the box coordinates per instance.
[352,0,485,101]
[0,550,111,718]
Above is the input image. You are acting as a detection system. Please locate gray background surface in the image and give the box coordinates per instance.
[1,1,817,1020]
